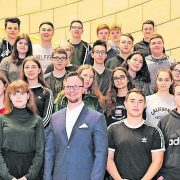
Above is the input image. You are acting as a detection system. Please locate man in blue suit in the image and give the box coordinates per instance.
[44,72,108,180]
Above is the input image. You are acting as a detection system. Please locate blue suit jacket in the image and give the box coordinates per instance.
[44,105,108,180]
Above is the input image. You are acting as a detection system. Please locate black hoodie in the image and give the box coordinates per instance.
[158,109,180,180]
[0,39,13,62]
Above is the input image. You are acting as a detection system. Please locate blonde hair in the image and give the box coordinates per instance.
[110,24,122,32]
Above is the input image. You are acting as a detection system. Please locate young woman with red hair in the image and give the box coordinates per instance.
[0,80,44,180]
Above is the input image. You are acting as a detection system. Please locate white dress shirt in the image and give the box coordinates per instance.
[66,102,84,139]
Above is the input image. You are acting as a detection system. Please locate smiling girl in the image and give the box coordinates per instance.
[146,69,175,125]
[20,56,53,129]
[0,34,32,82]
[122,51,153,95]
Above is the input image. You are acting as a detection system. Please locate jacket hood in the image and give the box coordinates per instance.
[145,54,170,62]
[2,38,7,44]
[1,39,12,47]
[169,109,180,118]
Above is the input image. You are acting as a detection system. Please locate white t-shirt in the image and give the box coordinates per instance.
[146,93,175,125]
[33,44,53,72]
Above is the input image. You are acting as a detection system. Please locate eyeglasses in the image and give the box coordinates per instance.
[64,85,83,90]
[173,68,180,74]
[113,75,126,81]
[53,56,67,62]
[93,50,106,56]
[71,26,83,30]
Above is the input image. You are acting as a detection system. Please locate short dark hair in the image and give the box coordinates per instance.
[39,21,54,30]
[121,33,134,42]
[64,71,84,85]
[142,20,155,29]
[5,17,21,28]
[92,40,107,52]
[70,20,83,29]
[52,47,67,58]
[125,88,146,102]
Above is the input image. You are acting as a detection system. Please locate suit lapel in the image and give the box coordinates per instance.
[62,108,68,141]
[68,105,88,141]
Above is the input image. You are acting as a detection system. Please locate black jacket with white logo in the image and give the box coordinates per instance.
[158,109,180,180]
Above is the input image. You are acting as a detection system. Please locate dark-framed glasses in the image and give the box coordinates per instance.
[113,75,126,81]
[173,68,180,74]
[71,26,83,30]
[93,50,106,56]
[53,56,67,62]
[64,85,83,90]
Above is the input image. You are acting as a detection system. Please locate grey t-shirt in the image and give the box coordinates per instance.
[0,56,23,82]
[33,44,53,72]
[146,93,175,125]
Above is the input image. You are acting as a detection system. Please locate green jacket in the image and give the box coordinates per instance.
[0,108,44,180]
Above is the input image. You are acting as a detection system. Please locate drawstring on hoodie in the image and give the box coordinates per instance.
[6,41,9,56]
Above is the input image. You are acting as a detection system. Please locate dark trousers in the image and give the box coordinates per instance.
[1,150,43,180]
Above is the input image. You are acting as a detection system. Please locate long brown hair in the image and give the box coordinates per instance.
[12,33,33,62]
[155,68,173,93]
[20,56,48,87]
[4,80,36,114]
[77,65,104,107]
[106,67,134,116]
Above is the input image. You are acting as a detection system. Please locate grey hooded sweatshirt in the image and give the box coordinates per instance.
[145,54,176,90]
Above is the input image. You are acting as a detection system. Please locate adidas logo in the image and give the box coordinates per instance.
[169,137,180,146]
[141,137,147,143]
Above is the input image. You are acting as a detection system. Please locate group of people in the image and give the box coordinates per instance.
[0,17,179,180]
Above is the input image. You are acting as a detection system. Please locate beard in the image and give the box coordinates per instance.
[68,98,79,103]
